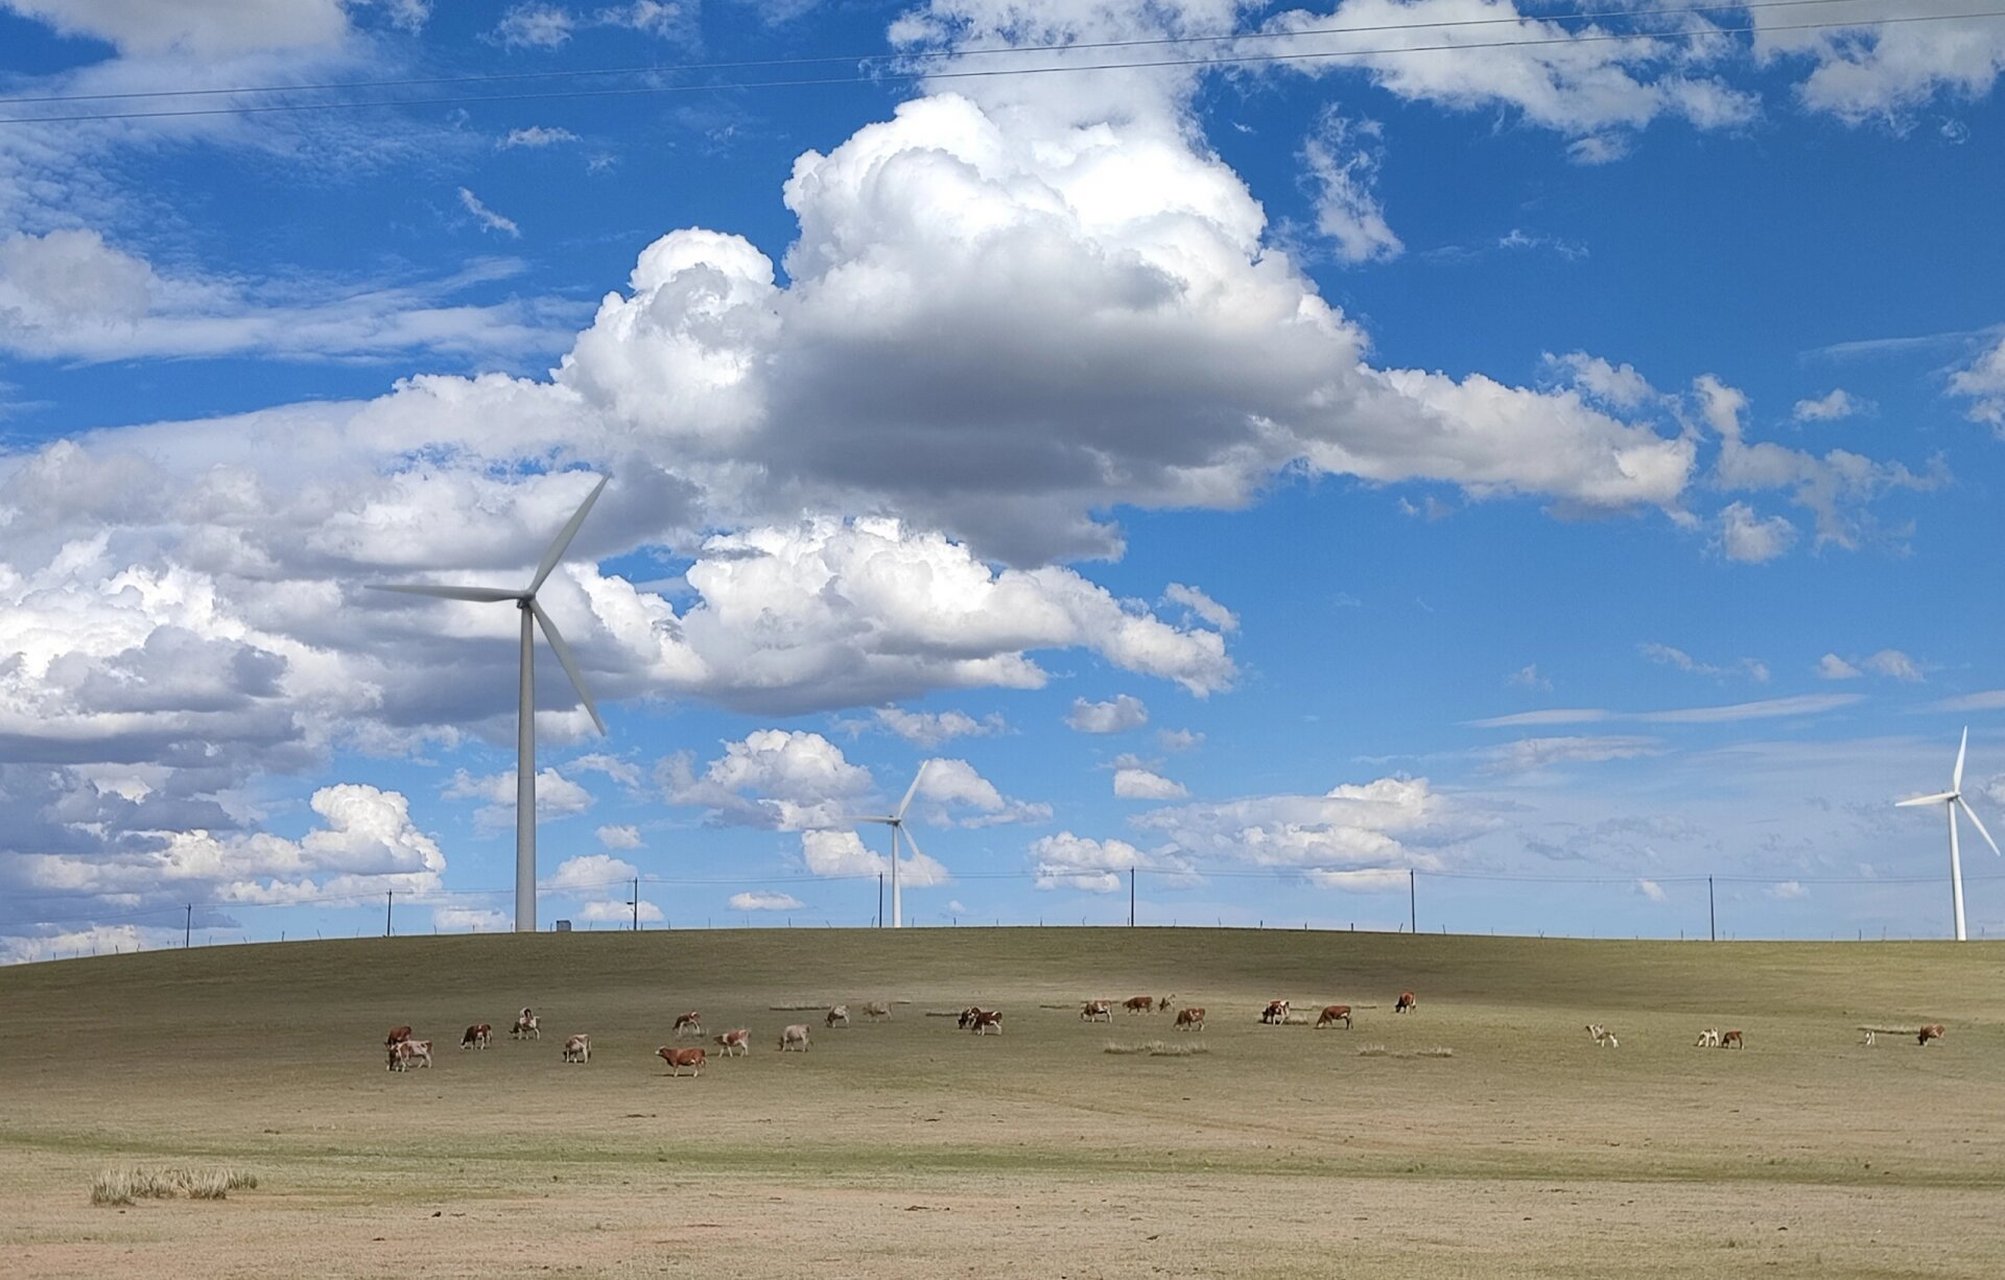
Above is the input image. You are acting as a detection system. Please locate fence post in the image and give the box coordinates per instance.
[1409,869,1417,935]
[1130,867,1136,927]
[185,903,192,948]
[386,890,393,938]
[1708,875,1716,942]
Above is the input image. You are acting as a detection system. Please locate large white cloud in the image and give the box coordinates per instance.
[1,0,354,55]
[1132,775,1473,875]
[660,729,874,830]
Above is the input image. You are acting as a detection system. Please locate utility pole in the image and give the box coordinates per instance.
[1708,876,1716,942]
[386,890,393,938]
[1409,869,1417,935]
[184,903,192,948]
[1129,867,1136,927]
[631,878,640,931]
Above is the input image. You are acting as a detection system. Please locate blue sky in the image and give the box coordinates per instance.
[5,0,2005,959]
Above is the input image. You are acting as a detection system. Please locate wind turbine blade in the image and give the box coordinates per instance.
[895,760,930,821]
[371,584,525,603]
[1958,797,2003,857]
[526,475,609,596]
[1954,726,1970,793]
[841,816,896,826]
[899,822,927,864]
[530,600,605,736]
[1896,793,1957,808]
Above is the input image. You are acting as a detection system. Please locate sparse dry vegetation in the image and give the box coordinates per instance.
[89,1166,256,1206]
[1101,1039,1210,1056]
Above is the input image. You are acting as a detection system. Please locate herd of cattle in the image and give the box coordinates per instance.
[379,992,1951,1073]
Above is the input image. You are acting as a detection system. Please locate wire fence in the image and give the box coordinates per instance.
[10,864,2002,962]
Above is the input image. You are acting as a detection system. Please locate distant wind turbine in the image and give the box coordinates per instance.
[1895,726,2000,942]
[847,762,930,929]
[371,475,610,933]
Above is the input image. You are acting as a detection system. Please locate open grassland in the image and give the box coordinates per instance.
[3,929,2004,1277]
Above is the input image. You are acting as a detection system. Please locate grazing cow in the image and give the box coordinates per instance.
[1316,1005,1353,1030]
[512,1009,539,1040]
[1080,1000,1113,1022]
[1394,991,1417,1014]
[385,1025,412,1047]
[562,1034,591,1064]
[673,1011,703,1038]
[1260,999,1290,1025]
[1918,1023,1946,1046]
[1585,1024,1618,1048]
[1860,1029,1876,1047]
[1157,994,1176,1013]
[1123,995,1155,1014]
[958,1006,992,1030]
[1174,1006,1205,1031]
[1694,1028,1721,1048]
[863,1002,892,1020]
[969,1009,1004,1035]
[826,1004,851,1028]
[1720,1029,1744,1050]
[388,1039,433,1071]
[461,1023,492,1050]
[778,1024,811,1052]
[713,1029,750,1057]
[657,1046,707,1076]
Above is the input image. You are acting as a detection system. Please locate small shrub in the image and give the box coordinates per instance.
[1148,1041,1209,1057]
[89,1170,134,1207]
[1357,1044,1388,1057]
[88,1165,256,1206]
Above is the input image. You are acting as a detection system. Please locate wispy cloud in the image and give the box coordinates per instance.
[458,187,521,238]
[1471,694,1863,729]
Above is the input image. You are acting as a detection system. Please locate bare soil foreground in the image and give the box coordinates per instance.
[3,929,2003,1278]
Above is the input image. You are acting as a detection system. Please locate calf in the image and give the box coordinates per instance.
[862,1002,892,1020]
[388,1038,433,1071]
[826,1004,851,1028]
[1694,1028,1721,1048]
[1080,1000,1113,1022]
[1316,1005,1352,1030]
[713,1028,750,1057]
[1719,1029,1744,1050]
[512,1008,539,1040]
[969,1009,1004,1035]
[385,1025,412,1047]
[1394,991,1418,1014]
[562,1034,591,1064]
[1260,999,1290,1025]
[1174,1006,1205,1031]
[778,1024,811,1052]
[673,1011,703,1038]
[1157,993,1176,1013]
[461,1023,492,1050]
[657,1046,707,1076]
[1585,1023,1618,1049]
[1918,1023,1946,1046]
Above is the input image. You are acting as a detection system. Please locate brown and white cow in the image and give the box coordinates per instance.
[512,1008,539,1040]
[1316,1005,1353,1030]
[388,1038,433,1071]
[1918,1023,1946,1046]
[1260,999,1290,1025]
[862,1002,892,1020]
[826,1004,851,1028]
[713,1028,750,1057]
[969,1009,1004,1035]
[562,1034,591,1064]
[1585,1023,1618,1048]
[673,1011,703,1038]
[778,1024,811,1052]
[385,1025,413,1047]
[957,1006,988,1029]
[1394,991,1417,1014]
[1123,995,1155,1014]
[1694,1028,1721,1048]
[1157,993,1176,1013]
[1174,1006,1205,1031]
[461,1023,492,1049]
[658,1045,707,1076]
[1720,1029,1744,1050]
[1080,1000,1113,1022]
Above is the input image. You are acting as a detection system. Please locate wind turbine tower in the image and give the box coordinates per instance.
[372,475,609,932]
[1895,726,2001,942]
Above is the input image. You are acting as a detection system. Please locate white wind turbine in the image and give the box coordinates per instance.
[1895,726,2000,942]
[847,762,931,929]
[371,475,609,933]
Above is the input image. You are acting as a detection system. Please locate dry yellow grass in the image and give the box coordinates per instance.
[5,928,2004,1277]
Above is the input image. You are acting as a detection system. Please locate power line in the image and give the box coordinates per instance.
[0,0,1894,109]
[3,10,2000,126]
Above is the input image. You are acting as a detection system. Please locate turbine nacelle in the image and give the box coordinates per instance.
[1896,727,2001,943]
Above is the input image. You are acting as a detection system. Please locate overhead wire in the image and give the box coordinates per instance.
[2,7,2001,125]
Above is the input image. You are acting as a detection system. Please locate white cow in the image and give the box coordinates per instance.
[862,1002,892,1020]
[1694,1028,1721,1048]
[779,1024,811,1052]
[826,1004,850,1028]
[562,1034,591,1064]
[388,1039,433,1071]
[1586,1024,1618,1049]
[512,1008,539,1040]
